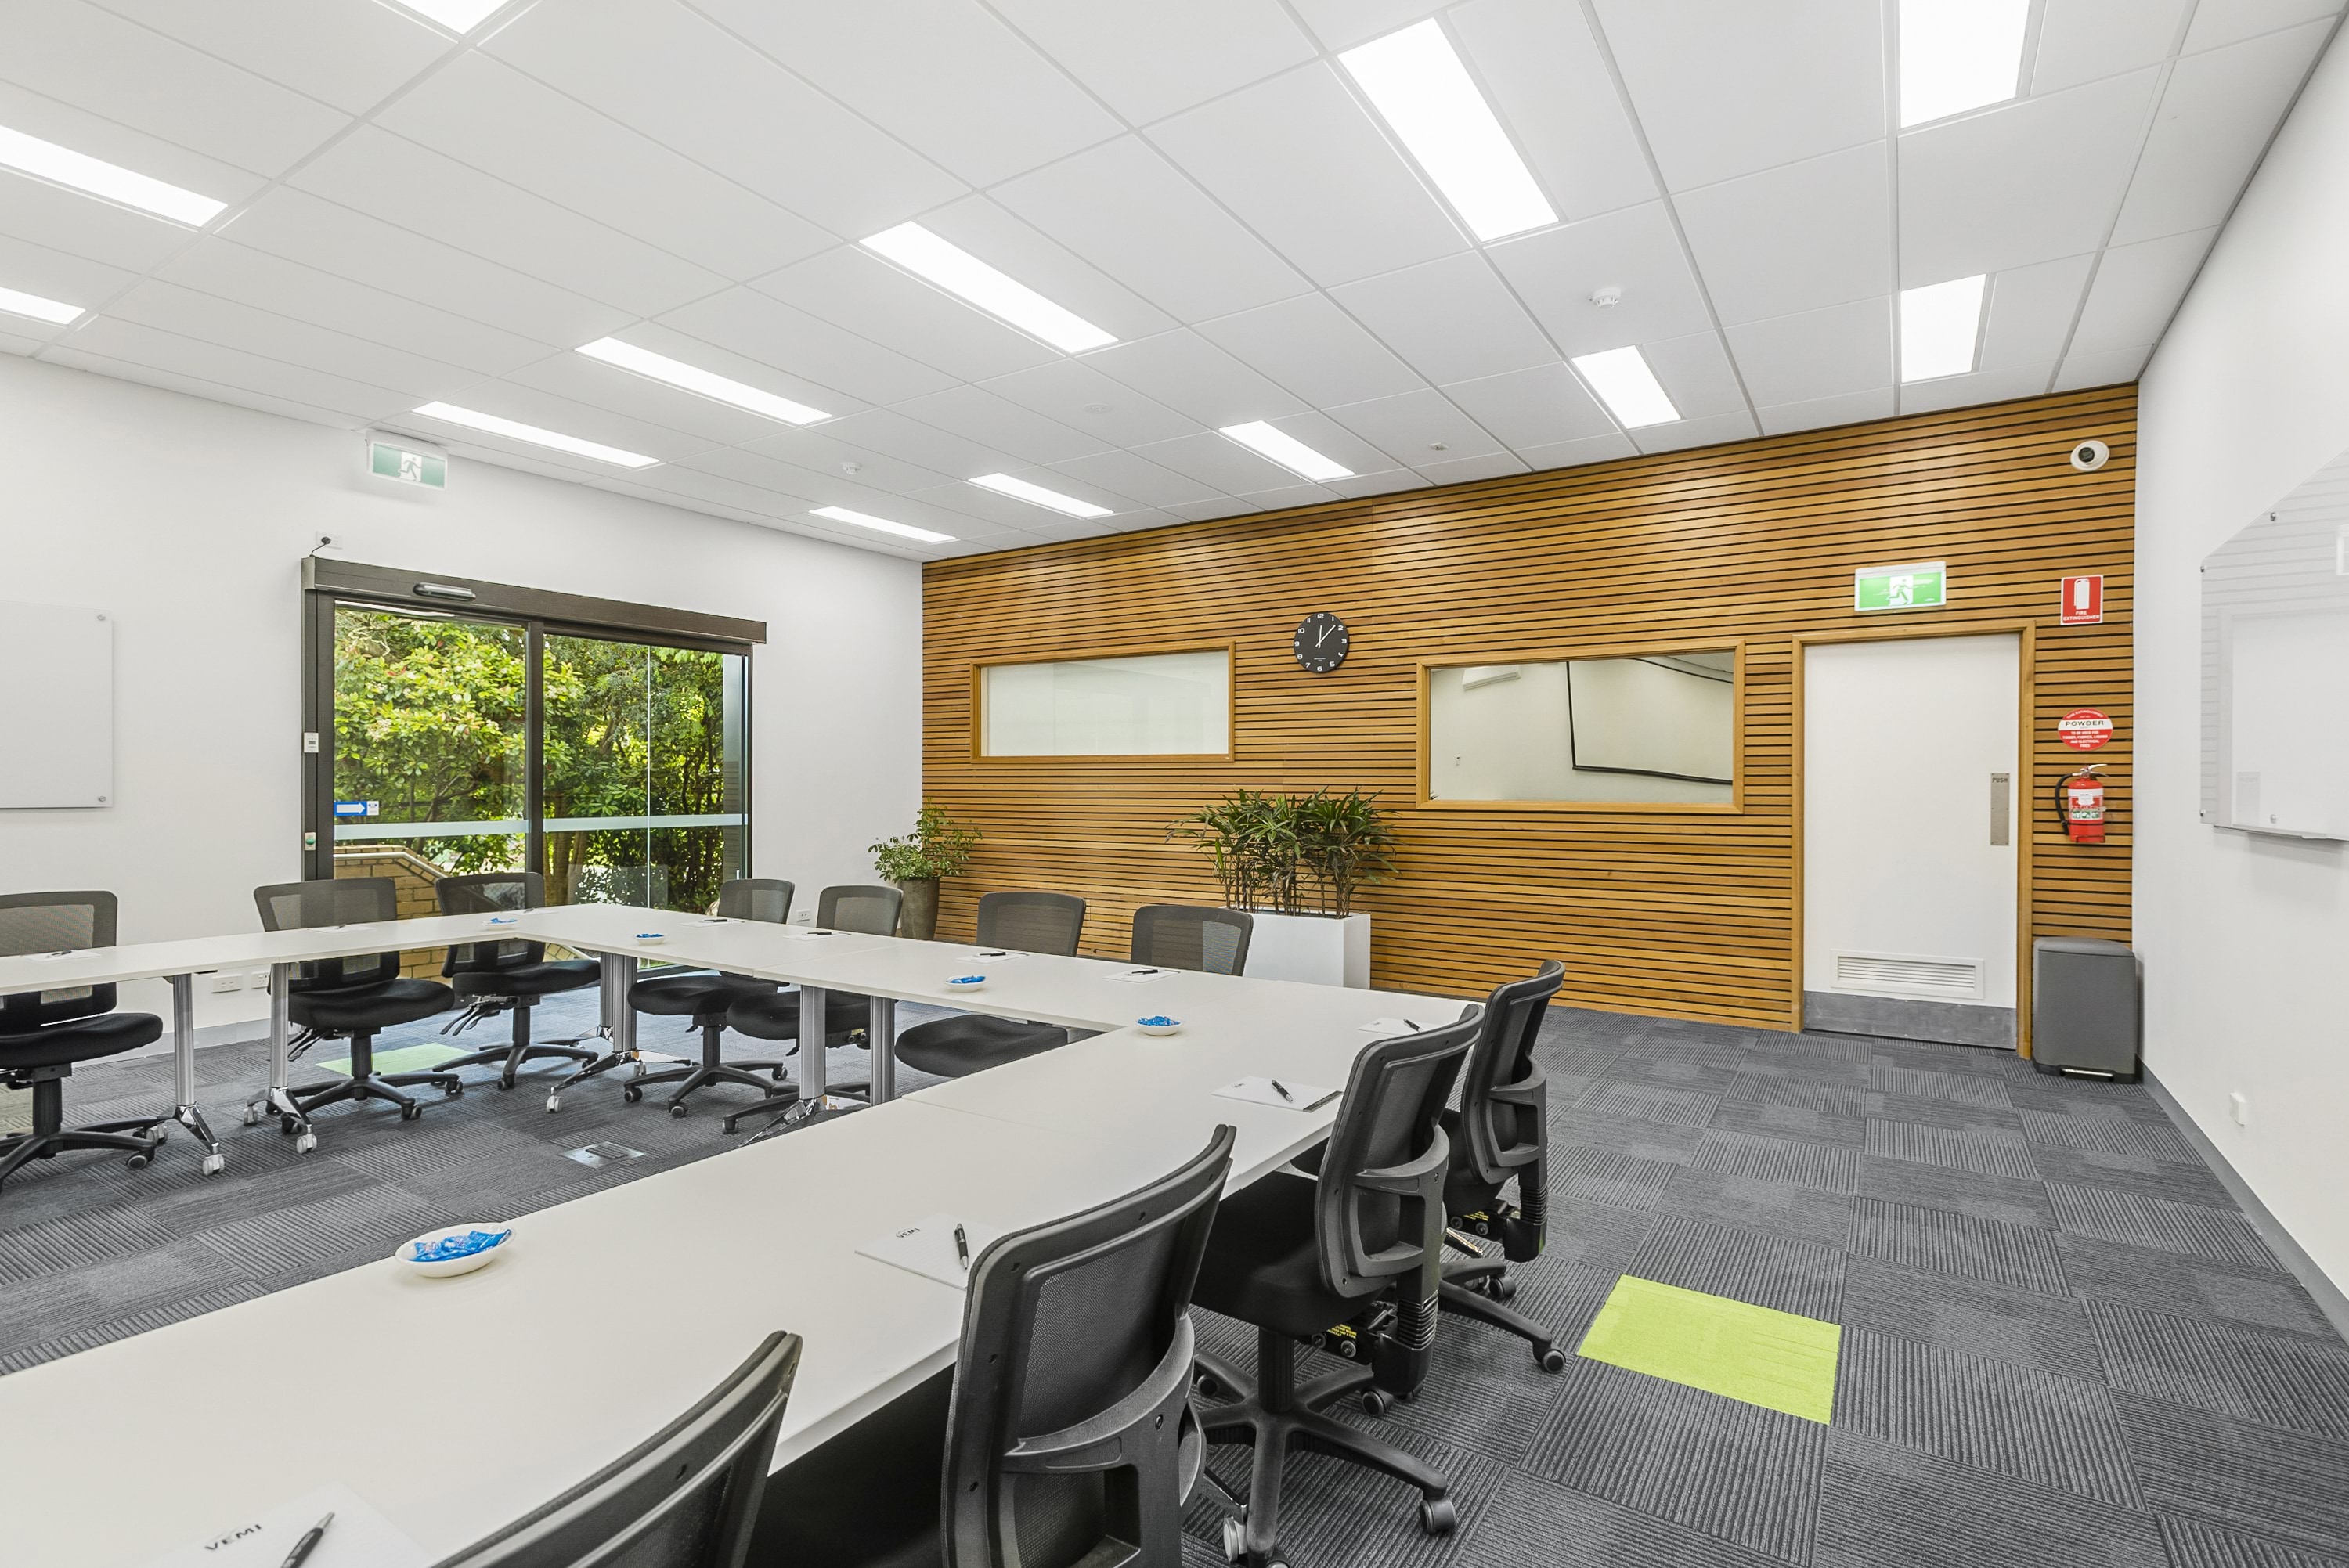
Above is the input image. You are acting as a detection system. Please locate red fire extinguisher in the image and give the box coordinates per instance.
[2057,764,2106,844]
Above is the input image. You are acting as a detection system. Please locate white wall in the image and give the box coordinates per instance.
[0,353,922,1033]
[2136,23,2349,1292]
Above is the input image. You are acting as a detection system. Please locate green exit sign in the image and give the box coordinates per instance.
[1854,561,1947,611]
[367,438,447,489]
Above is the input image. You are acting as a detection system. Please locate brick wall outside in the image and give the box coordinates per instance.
[334,846,449,979]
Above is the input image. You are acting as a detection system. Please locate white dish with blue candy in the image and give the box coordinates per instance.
[398,1223,515,1278]
[944,974,987,993]
[1135,1015,1182,1036]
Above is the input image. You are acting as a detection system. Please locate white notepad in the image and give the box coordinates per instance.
[139,1482,426,1568]
[1216,1076,1339,1112]
[1358,1016,1428,1035]
[857,1213,1009,1289]
[1110,968,1171,984]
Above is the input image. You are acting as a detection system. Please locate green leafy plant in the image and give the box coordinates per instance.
[870,803,981,883]
[1167,788,1395,917]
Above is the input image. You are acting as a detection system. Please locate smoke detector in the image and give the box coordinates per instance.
[840,460,861,475]
[1590,285,1624,308]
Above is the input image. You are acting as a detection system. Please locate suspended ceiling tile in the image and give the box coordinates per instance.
[1323,387,1509,467]
[504,350,835,449]
[1283,0,1447,52]
[1126,430,1304,494]
[906,195,1178,345]
[886,383,1110,467]
[376,54,832,284]
[655,287,956,409]
[1330,252,1557,387]
[1438,362,1618,451]
[990,0,1315,124]
[1232,478,1340,507]
[60,315,411,424]
[1323,467,1433,498]
[1412,450,1529,486]
[1725,296,1892,408]
[103,278,481,401]
[1085,330,1307,428]
[992,136,1311,323]
[407,377,723,464]
[810,407,1034,485]
[1899,360,2057,413]
[0,168,197,274]
[1488,203,1713,358]
[1642,329,1750,421]
[1898,69,2161,285]
[1244,407,1412,477]
[1979,253,2098,369]
[756,246,1061,386]
[222,188,630,350]
[1515,431,1639,471]
[1591,0,1886,192]
[1632,409,1760,455]
[2,327,52,356]
[88,0,449,115]
[0,79,265,215]
[986,463,1145,517]
[1193,293,1426,409]
[287,128,730,319]
[2052,344,2152,389]
[1452,0,1659,222]
[734,425,956,498]
[977,357,1202,449]
[2031,0,2196,95]
[576,319,872,425]
[2182,0,2344,52]
[484,0,963,240]
[1045,447,1228,510]
[688,0,1123,188]
[904,475,1132,532]
[1164,496,1260,521]
[1149,63,1468,289]
[2111,20,2333,245]
[43,341,377,427]
[2070,229,2217,355]
[1672,141,1893,326]
[0,232,135,317]
[1754,386,1896,435]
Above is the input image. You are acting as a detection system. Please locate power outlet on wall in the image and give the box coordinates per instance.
[208,972,242,994]
[2229,1091,2249,1128]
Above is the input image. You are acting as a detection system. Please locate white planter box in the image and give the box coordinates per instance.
[1236,909,1371,989]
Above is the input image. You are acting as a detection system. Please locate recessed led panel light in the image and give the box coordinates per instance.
[1571,347,1680,429]
[0,283,82,326]
[576,337,829,426]
[1220,421,1354,482]
[811,505,957,544]
[411,402,659,468]
[394,0,505,32]
[0,124,225,226]
[1900,274,1986,382]
[861,223,1116,353]
[1899,0,2030,128]
[969,473,1113,519]
[1340,19,1557,242]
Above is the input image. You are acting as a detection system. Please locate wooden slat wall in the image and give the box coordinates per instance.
[922,388,2134,1026]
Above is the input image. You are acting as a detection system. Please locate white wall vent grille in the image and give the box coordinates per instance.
[1831,950,1984,1000]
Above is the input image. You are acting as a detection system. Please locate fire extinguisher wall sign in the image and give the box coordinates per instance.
[2060,766,2107,843]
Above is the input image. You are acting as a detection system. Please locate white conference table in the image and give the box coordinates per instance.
[0,903,1463,1568]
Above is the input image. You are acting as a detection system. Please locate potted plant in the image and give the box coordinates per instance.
[869,804,980,942]
[1167,789,1395,987]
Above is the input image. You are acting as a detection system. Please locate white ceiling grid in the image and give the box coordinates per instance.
[0,0,2336,560]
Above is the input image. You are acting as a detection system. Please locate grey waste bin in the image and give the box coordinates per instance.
[2031,937,2140,1080]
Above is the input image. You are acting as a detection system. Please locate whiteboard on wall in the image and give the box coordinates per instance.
[0,601,114,809]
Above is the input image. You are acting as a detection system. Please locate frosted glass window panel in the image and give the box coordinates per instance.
[1429,651,1734,804]
[0,600,113,809]
[982,650,1230,757]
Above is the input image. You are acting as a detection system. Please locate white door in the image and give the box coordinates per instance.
[1802,634,2019,1045]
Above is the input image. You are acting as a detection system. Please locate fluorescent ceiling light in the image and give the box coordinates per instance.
[0,283,82,326]
[1340,19,1556,242]
[0,124,225,226]
[1220,420,1354,482]
[1571,347,1680,429]
[811,505,956,545]
[393,0,505,31]
[1899,0,2030,127]
[969,473,1113,519]
[861,222,1116,353]
[577,337,829,425]
[1900,274,1986,382]
[411,402,658,468]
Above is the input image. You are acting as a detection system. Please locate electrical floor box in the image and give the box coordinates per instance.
[2031,937,2141,1080]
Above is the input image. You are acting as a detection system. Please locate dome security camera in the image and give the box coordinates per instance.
[2069,438,2110,473]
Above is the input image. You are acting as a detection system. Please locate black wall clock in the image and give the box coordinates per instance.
[1293,612,1349,673]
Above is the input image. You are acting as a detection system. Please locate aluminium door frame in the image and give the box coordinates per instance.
[1788,620,2037,1058]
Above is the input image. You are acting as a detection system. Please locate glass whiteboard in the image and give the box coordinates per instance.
[980,648,1230,758]
[2202,450,2349,840]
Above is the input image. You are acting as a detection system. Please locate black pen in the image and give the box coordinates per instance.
[1129,967,1160,976]
[282,1510,334,1568]
[953,1223,970,1272]
[1269,1080,1294,1103]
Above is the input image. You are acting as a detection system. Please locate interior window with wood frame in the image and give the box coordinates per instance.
[976,646,1232,760]
[1423,645,1742,808]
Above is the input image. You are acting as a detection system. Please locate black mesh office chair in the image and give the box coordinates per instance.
[431,1331,799,1568]
[1190,1012,1481,1568]
[1131,904,1254,975]
[0,891,171,1191]
[894,891,1085,1080]
[719,884,902,1126]
[435,872,602,1090]
[1442,960,1569,1371]
[774,1128,1236,1568]
[624,878,794,1117]
[254,878,459,1126]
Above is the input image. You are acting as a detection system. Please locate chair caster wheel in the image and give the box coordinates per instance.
[1490,1277,1516,1301]
[631,1061,648,1079]
[126,1152,150,1170]
[200,1153,226,1176]
[294,1131,318,1154]
[241,1104,264,1127]
[1221,1518,1246,1563]
[497,1079,515,1090]
[1420,1496,1457,1536]
[280,1115,299,1135]
[669,1101,690,1118]
[545,1094,562,1113]
[622,1085,642,1103]
[444,1082,464,1097]
[1360,1388,1391,1417]
[1194,1372,1221,1399]
[400,1103,423,1122]
[1538,1347,1568,1373]
[148,1128,169,1147]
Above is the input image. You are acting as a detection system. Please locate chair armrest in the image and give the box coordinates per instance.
[999,1317,1194,1477]
[1353,1130,1450,1199]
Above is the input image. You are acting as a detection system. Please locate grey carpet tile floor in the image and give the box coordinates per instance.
[4,1000,2347,1566]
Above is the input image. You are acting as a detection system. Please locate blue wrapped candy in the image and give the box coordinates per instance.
[1138,1015,1174,1027]
[410,1227,512,1263]
[950,975,986,984]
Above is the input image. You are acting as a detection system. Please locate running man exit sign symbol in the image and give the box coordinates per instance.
[1853,561,1947,611]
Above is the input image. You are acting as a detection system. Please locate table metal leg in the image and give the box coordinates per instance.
[166,974,225,1176]
[548,953,640,1112]
[869,997,897,1105]
[245,962,316,1152]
